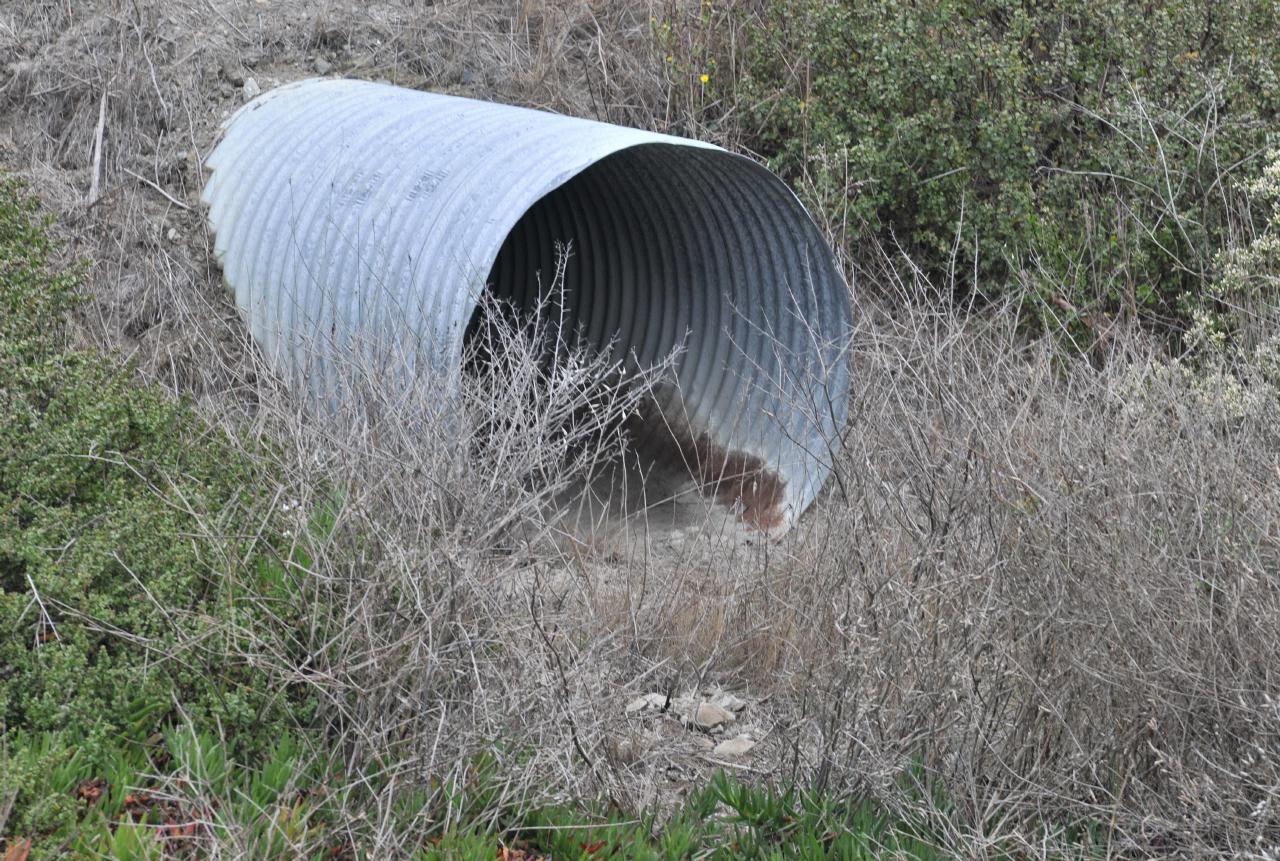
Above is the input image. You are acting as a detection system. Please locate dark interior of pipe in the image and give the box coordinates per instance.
[463,142,843,529]
[466,144,693,374]
[463,143,722,482]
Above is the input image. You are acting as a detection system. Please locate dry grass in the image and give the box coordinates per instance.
[759,260,1280,856]
[152,262,1279,857]
[3,1,1280,858]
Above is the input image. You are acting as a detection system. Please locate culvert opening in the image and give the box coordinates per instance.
[464,143,847,532]
[202,80,851,533]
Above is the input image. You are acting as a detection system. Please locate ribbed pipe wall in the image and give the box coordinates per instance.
[202,78,850,530]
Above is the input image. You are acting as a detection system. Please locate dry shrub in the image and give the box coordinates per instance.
[192,273,695,850]
[181,243,1279,857]
[655,254,1279,856]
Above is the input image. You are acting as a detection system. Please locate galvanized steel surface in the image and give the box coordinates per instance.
[202,78,850,528]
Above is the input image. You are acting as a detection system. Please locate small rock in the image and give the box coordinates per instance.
[461,68,476,85]
[242,77,260,99]
[711,692,747,713]
[625,692,666,715]
[166,227,178,242]
[313,57,332,75]
[713,735,755,757]
[693,701,734,730]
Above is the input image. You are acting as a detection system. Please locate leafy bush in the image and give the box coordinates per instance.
[1122,147,1280,437]
[1204,146,1280,339]
[0,177,307,842]
[743,0,1279,328]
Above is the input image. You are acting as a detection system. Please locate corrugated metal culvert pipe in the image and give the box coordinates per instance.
[202,79,850,531]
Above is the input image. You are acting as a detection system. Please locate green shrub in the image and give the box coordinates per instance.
[1121,147,1280,435]
[2,727,339,859]
[1208,146,1280,332]
[0,177,308,843]
[743,0,1279,328]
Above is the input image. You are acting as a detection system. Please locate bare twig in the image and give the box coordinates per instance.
[122,166,191,211]
[87,87,108,205]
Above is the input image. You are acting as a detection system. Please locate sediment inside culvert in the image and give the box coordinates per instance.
[624,399,790,533]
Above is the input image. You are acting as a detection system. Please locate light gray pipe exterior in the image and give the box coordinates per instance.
[201,78,850,529]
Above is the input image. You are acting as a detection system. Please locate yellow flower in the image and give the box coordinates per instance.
[700,73,710,84]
